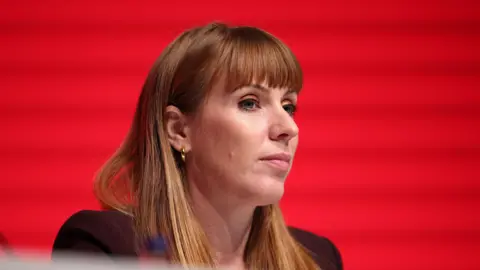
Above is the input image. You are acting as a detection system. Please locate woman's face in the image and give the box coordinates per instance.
[185,79,299,206]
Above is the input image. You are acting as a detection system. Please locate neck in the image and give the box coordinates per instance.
[188,181,255,267]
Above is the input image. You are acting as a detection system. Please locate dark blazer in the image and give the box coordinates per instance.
[52,210,342,270]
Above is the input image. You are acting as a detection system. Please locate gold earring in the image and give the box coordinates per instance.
[180,147,186,162]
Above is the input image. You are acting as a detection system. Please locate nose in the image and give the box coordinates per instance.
[269,107,299,143]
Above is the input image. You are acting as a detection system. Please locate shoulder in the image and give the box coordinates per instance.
[288,227,343,270]
[52,210,343,268]
[52,210,136,257]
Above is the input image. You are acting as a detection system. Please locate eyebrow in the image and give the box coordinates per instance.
[237,84,297,95]
[249,84,268,91]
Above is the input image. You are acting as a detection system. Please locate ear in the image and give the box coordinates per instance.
[164,105,191,152]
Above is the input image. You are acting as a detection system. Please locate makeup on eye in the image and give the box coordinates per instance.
[238,97,260,111]
[282,103,297,116]
[237,95,297,116]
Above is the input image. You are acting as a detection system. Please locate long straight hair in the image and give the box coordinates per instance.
[93,22,319,269]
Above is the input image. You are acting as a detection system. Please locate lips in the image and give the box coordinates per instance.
[259,153,292,171]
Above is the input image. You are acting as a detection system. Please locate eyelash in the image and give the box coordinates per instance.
[238,98,260,111]
[283,103,297,116]
[238,98,297,116]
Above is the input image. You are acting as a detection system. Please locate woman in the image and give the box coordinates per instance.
[52,22,343,270]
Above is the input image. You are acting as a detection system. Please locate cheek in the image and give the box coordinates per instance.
[290,136,299,154]
[191,112,267,173]
[206,117,264,161]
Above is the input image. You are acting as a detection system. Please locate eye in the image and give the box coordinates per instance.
[283,103,297,116]
[239,98,260,111]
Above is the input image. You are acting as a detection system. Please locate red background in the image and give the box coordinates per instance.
[0,1,479,269]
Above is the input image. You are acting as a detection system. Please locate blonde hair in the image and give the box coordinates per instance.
[93,22,319,269]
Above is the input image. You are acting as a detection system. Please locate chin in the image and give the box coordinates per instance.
[251,176,285,206]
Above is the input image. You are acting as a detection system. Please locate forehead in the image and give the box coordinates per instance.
[207,31,303,95]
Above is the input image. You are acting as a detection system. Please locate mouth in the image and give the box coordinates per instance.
[259,153,292,171]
